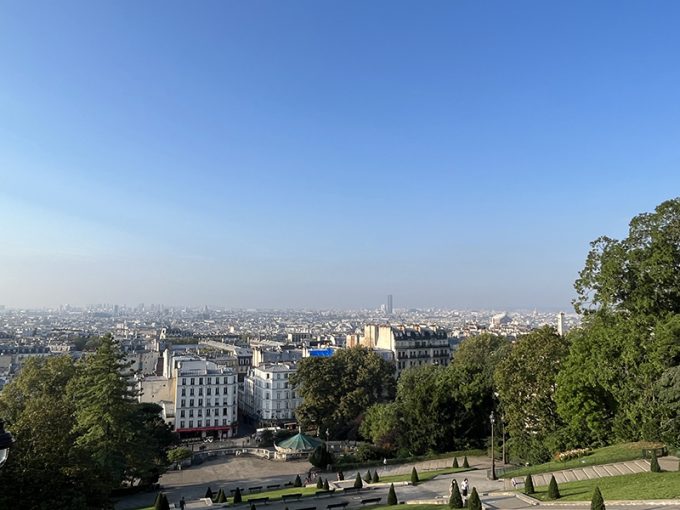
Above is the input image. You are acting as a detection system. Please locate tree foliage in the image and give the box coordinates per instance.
[548,475,560,499]
[524,474,535,495]
[387,483,397,505]
[290,346,396,439]
[591,486,605,510]
[467,487,482,510]
[448,479,463,508]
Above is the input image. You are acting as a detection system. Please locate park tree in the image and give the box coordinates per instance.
[359,402,400,452]
[467,488,482,510]
[657,365,680,447]
[452,457,459,468]
[233,487,242,503]
[650,451,661,472]
[410,467,419,484]
[354,472,363,489]
[387,483,398,505]
[495,327,569,462]
[591,486,606,510]
[309,443,334,469]
[294,474,302,487]
[364,470,372,483]
[291,346,396,439]
[548,475,560,499]
[372,471,379,483]
[448,479,463,508]
[524,474,535,495]
[167,447,192,466]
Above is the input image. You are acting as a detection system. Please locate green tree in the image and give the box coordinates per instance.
[463,456,469,468]
[323,478,330,491]
[153,492,162,509]
[158,494,170,510]
[650,451,661,472]
[452,457,459,468]
[548,475,560,499]
[316,477,323,489]
[294,474,302,487]
[291,347,396,439]
[233,487,242,503]
[411,467,419,484]
[591,486,606,510]
[354,472,363,489]
[359,403,400,452]
[387,483,397,505]
[524,474,535,495]
[495,327,569,462]
[657,365,680,448]
[448,479,463,508]
[467,487,482,510]
[309,444,334,469]
[364,470,372,483]
[205,487,213,500]
[216,488,227,503]
[372,471,379,483]
[167,447,192,465]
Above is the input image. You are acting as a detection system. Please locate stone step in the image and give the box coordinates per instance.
[592,465,609,478]
[602,464,619,477]
[562,470,578,483]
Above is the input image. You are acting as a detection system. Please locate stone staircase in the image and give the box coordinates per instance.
[504,459,651,490]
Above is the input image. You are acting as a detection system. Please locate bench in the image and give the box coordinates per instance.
[315,490,335,498]
[296,507,316,510]
[266,484,281,489]
[248,497,270,505]
[360,498,381,505]
[282,494,303,502]
[284,482,294,487]
[200,497,214,506]
[249,486,263,493]
[342,487,360,493]
[327,503,348,510]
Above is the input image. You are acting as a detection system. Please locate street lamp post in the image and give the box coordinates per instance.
[0,420,13,469]
[490,412,496,480]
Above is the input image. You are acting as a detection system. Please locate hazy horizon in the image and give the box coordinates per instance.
[3,1,680,311]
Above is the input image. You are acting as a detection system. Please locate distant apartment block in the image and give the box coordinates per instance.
[240,362,301,426]
[363,324,450,375]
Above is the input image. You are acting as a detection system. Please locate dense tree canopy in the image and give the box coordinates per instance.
[0,335,177,509]
[290,346,396,438]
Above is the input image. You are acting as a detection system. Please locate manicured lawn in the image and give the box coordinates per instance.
[227,485,319,503]
[503,442,662,477]
[374,505,443,510]
[380,467,473,483]
[528,472,680,501]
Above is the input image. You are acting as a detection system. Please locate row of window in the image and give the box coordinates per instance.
[179,407,231,418]
[178,418,229,429]
[181,386,233,397]
[179,398,235,407]
[181,376,232,385]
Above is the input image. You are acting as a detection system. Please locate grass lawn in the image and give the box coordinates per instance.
[373,505,443,510]
[380,467,473,483]
[527,471,680,501]
[227,485,321,503]
[503,442,662,477]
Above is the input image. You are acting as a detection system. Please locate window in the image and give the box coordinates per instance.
[223,419,228,426]
[206,419,211,426]
[189,410,194,417]
[198,420,202,427]
[223,407,228,415]
[180,420,185,428]
[198,399,203,406]
[190,399,194,406]
[181,388,186,397]
[190,388,194,396]
[199,377,203,385]
[189,420,193,428]
[181,399,186,407]
[180,410,185,418]
[182,378,187,385]
[207,387,211,395]
[198,409,202,417]
[191,378,195,385]
[206,409,211,416]
[207,377,211,384]
[215,387,220,395]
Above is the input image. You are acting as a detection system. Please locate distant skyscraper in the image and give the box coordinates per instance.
[557,312,565,336]
[386,294,393,315]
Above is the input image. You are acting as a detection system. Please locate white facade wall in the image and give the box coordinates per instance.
[241,363,301,423]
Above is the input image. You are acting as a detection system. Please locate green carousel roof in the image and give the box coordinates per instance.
[275,433,323,452]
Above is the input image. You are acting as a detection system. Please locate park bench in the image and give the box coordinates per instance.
[296,506,316,510]
[200,497,214,506]
[327,503,348,510]
[284,481,294,487]
[248,497,270,505]
[342,487,360,493]
[249,486,263,493]
[282,493,303,502]
[266,484,281,489]
[360,497,381,505]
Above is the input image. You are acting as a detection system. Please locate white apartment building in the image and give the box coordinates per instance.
[363,324,450,376]
[240,362,301,425]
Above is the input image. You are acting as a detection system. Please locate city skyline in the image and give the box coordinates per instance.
[3,1,680,310]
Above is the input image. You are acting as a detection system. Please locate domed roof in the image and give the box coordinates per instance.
[274,432,323,452]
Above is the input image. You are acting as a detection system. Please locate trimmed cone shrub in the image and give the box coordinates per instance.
[452,457,459,468]
[354,472,363,489]
[153,492,163,510]
[467,488,482,510]
[233,487,242,504]
[205,487,214,500]
[250,504,256,510]
[525,474,535,495]
[316,477,323,489]
[364,470,372,483]
[294,475,302,487]
[387,483,397,505]
[411,467,419,485]
[463,456,469,468]
[650,452,661,472]
[338,471,344,481]
[218,488,228,503]
[591,486,605,510]
[323,479,330,491]
[157,494,170,510]
[372,471,380,483]
[548,475,560,499]
[448,479,463,508]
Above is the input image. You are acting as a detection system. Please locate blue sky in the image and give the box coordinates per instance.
[2,1,680,310]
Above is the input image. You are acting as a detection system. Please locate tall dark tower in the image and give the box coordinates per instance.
[387,294,393,315]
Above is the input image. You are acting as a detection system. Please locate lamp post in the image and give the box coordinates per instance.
[490,412,496,480]
[325,428,329,443]
[0,420,13,469]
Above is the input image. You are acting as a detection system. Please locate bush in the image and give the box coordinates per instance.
[316,477,323,489]
[155,494,170,510]
[323,479,330,491]
[233,487,242,504]
[448,479,463,508]
[548,475,560,500]
[467,488,481,510]
[387,483,397,505]
[309,444,335,468]
[524,474,534,495]
[591,486,605,510]
[337,471,344,481]
[354,472,363,489]
[216,489,227,503]
[205,487,213,500]
[167,447,193,465]
[153,493,162,510]
[294,475,302,487]
[452,457,459,468]
[356,444,385,462]
[462,456,469,468]
[650,452,661,472]
[372,471,379,483]
[364,470,372,483]
[411,467,419,485]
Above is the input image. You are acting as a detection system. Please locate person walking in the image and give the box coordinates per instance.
[461,478,469,497]
[179,496,186,510]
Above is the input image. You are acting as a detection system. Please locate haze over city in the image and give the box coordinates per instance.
[3,1,680,310]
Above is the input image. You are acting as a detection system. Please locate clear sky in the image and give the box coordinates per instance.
[2,1,680,310]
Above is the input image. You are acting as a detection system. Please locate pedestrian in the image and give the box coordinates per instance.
[179,496,186,510]
[461,478,468,497]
